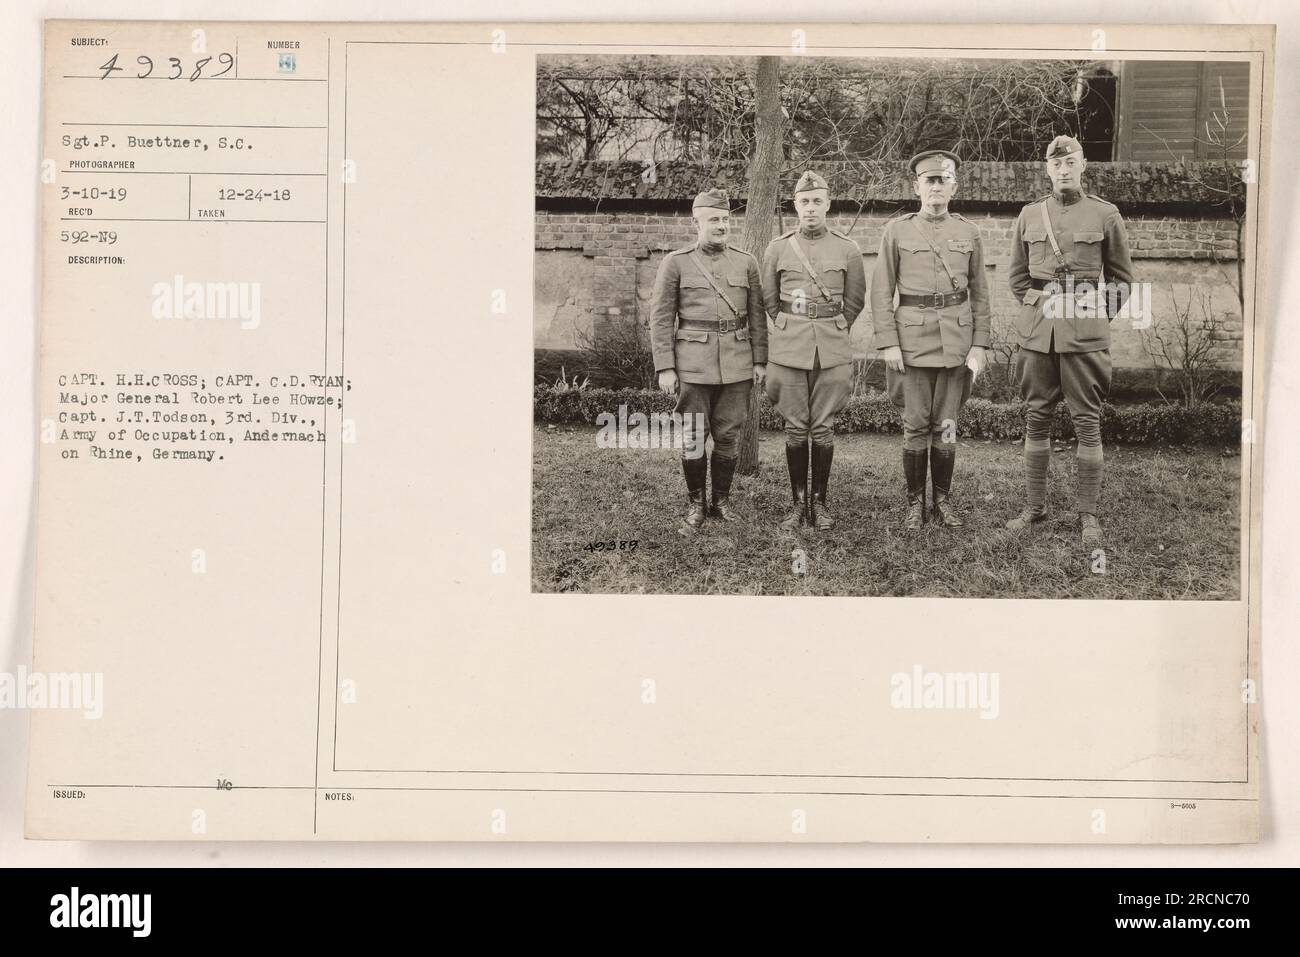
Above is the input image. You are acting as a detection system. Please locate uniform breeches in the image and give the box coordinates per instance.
[765,356,852,445]
[674,380,752,459]
[890,365,971,452]
[1016,347,1111,446]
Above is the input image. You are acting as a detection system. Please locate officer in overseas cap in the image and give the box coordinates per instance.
[1045,134,1084,159]
[692,188,730,210]
[794,170,829,193]
[1004,130,1137,547]
[761,167,866,532]
[648,184,766,531]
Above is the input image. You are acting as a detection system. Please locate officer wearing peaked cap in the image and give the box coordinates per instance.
[650,188,767,531]
[761,169,867,531]
[1005,135,1136,547]
[872,149,991,531]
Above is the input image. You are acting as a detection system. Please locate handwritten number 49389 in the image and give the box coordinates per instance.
[98,53,235,81]
[583,540,639,553]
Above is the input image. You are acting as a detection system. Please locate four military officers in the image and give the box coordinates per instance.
[1005,135,1135,546]
[872,150,990,530]
[647,138,1134,547]
[650,188,767,531]
[761,171,867,530]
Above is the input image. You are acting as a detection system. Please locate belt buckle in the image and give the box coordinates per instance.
[805,301,819,319]
[931,293,944,310]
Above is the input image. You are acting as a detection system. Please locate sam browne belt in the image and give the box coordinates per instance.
[898,289,969,309]
[1030,275,1100,290]
[778,297,843,318]
[679,317,741,333]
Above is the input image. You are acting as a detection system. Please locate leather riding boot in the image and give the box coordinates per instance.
[681,455,708,530]
[929,446,965,528]
[903,448,928,531]
[780,442,809,530]
[810,442,836,530]
[710,453,739,522]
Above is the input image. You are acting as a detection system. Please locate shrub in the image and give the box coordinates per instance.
[534,384,677,425]
[534,385,1241,445]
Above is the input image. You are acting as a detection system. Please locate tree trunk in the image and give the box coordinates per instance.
[737,56,784,475]
[1235,213,1245,315]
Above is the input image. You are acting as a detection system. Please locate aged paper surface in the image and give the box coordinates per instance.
[27,20,1269,842]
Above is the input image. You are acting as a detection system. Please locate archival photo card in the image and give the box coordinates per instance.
[27,21,1269,843]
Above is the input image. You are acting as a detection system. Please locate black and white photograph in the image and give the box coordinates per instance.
[533,53,1253,599]
[6,9,1286,879]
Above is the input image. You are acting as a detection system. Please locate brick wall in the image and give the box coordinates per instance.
[534,209,1244,372]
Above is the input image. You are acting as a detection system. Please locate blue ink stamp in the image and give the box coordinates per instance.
[277,53,296,74]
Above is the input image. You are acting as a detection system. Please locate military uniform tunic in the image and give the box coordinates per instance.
[761,227,867,370]
[871,211,992,365]
[650,242,767,384]
[1008,192,1135,355]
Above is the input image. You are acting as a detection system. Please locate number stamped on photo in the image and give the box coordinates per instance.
[582,539,642,553]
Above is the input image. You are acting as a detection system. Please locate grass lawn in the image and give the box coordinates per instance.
[532,426,1241,599]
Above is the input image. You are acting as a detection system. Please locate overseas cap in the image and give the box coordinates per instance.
[692,188,730,210]
[1045,135,1084,159]
[909,149,961,178]
[794,170,830,194]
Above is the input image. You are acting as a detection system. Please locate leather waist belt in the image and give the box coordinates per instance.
[1030,275,1100,289]
[679,317,741,333]
[898,289,969,309]
[778,298,842,318]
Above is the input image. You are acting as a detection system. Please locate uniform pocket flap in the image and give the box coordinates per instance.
[1074,231,1104,244]
[679,274,711,288]
[947,239,974,252]
[897,239,931,253]
[726,272,749,287]
[675,329,710,343]
[1023,227,1047,242]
